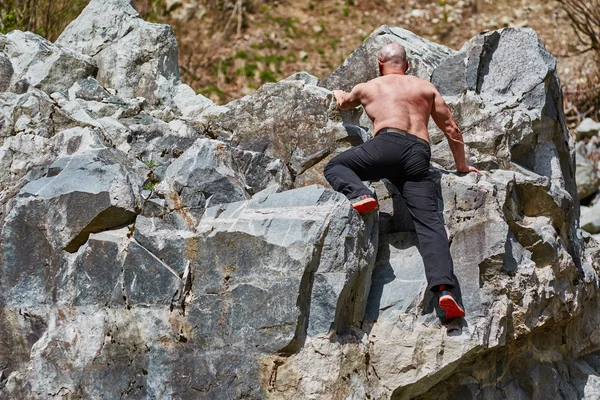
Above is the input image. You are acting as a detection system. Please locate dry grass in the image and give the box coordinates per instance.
[0,0,88,40]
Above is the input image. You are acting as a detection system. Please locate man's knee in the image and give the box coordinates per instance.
[324,156,339,176]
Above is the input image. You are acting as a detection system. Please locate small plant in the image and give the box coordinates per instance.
[343,7,349,17]
[143,180,158,191]
[143,159,157,169]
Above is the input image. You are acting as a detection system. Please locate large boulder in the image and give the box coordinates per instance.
[56,0,181,106]
[0,185,377,398]
[1,128,143,308]
[213,75,354,187]
[261,28,594,400]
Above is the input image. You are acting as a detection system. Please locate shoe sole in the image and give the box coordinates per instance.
[352,198,378,214]
[439,295,465,319]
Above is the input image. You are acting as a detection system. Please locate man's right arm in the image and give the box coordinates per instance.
[333,83,366,110]
[430,89,479,174]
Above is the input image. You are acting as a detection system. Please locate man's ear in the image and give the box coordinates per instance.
[405,60,410,73]
[378,60,383,75]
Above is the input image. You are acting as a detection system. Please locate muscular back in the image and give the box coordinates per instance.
[357,75,436,141]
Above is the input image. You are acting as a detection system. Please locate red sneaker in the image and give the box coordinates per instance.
[351,194,378,214]
[439,288,465,320]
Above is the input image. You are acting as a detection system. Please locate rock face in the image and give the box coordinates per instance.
[56,0,180,106]
[0,1,599,399]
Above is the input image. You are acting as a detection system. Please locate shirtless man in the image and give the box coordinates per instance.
[324,43,479,319]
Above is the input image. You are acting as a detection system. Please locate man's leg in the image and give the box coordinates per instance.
[324,138,391,205]
[390,175,456,291]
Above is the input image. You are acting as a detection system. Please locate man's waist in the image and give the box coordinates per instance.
[376,127,430,146]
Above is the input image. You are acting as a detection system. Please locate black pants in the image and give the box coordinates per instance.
[324,128,455,291]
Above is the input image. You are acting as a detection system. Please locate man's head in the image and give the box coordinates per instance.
[378,43,409,76]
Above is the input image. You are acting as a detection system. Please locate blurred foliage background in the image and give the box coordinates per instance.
[0,0,598,126]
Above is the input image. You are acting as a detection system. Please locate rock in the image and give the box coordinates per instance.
[575,118,600,140]
[0,31,97,94]
[57,229,128,307]
[576,142,600,200]
[67,77,111,102]
[1,130,143,309]
[582,202,600,234]
[429,28,577,215]
[57,0,180,106]
[0,52,14,92]
[182,185,377,398]
[154,138,250,220]
[215,77,349,183]
[0,89,59,141]
[172,83,214,119]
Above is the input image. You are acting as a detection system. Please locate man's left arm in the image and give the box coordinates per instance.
[333,83,365,110]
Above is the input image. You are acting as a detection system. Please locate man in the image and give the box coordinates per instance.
[324,43,480,320]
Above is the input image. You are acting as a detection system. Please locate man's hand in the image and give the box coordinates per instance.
[457,165,482,174]
[332,86,363,110]
[332,90,346,109]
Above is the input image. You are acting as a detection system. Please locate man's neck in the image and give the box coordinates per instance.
[381,69,406,76]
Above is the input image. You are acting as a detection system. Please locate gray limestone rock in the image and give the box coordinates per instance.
[57,0,180,106]
[154,138,250,219]
[1,139,143,309]
[0,31,97,95]
[576,141,600,200]
[582,202,600,234]
[0,52,14,92]
[0,89,68,141]
[575,117,600,140]
[191,185,377,358]
[216,79,344,176]
[215,77,361,188]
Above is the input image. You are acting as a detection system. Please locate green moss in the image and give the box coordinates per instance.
[259,70,277,82]
[343,7,349,17]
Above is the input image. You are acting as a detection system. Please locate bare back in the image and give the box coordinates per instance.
[357,74,436,142]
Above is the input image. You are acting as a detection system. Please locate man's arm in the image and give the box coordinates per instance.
[431,89,480,174]
[332,83,365,110]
